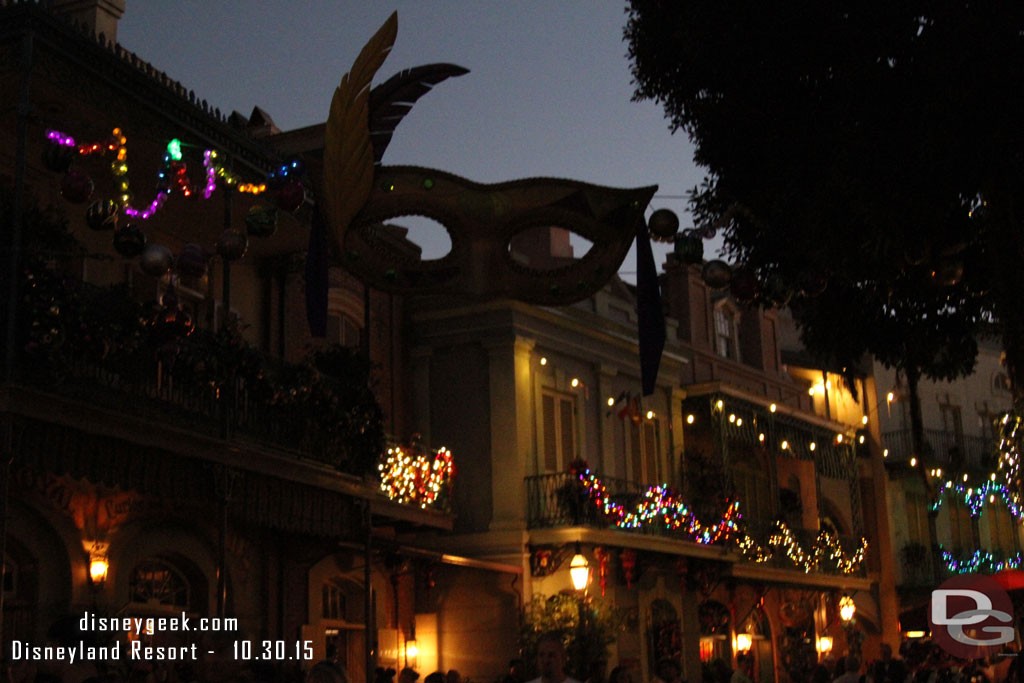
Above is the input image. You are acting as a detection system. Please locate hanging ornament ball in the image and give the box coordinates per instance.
[245,205,279,237]
[698,224,718,240]
[797,270,828,297]
[702,260,732,289]
[60,170,94,204]
[274,180,305,213]
[42,143,76,173]
[216,229,248,261]
[176,243,209,278]
[729,266,759,302]
[85,199,119,231]
[763,274,793,307]
[648,208,680,240]
[139,244,175,278]
[112,224,147,258]
[673,230,704,265]
[149,307,194,346]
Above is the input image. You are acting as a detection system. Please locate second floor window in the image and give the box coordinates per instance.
[714,305,737,359]
[733,455,771,523]
[987,503,1019,557]
[541,389,576,472]
[628,419,661,484]
[947,499,976,553]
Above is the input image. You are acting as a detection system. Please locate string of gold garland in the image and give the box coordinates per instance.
[378,444,454,509]
[735,520,867,574]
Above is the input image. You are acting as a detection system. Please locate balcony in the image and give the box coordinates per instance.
[882,428,995,470]
[525,472,867,576]
[12,260,384,477]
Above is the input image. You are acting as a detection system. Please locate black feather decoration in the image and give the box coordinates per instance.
[368,63,470,165]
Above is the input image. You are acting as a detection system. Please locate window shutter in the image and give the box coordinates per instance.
[542,394,557,472]
[559,397,576,467]
[643,421,659,483]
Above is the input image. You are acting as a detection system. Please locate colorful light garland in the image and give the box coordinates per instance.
[940,547,1024,574]
[570,463,739,544]
[930,479,1022,519]
[44,127,271,220]
[378,444,454,509]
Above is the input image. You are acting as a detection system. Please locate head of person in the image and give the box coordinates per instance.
[424,673,445,683]
[399,668,420,683]
[656,658,681,683]
[307,661,348,683]
[608,666,632,683]
[536,632,568,680]
[445,670,461,683]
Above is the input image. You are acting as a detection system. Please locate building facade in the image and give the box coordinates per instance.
[0,4,518,681]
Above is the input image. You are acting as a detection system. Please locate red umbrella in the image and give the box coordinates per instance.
[990,569,1024,591]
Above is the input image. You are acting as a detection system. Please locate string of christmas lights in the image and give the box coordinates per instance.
[930,478,1023,518]
[44,127,272,219]
[939,547,1024,574]
[570,463,739,544]
[735,521,867,574]
[378,444,454,509]
[998,409,1024,498]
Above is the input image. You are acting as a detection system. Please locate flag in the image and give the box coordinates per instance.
[635,223,666,396]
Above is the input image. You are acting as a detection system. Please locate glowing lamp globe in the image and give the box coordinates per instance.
[839,595,856,622]
[736,633,753,653]
[569,550,590,591]
[817,636,833,654]
[89,557,109,584]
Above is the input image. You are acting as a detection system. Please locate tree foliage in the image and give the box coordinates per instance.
[519,593,626,680]
[625,1,1024,391]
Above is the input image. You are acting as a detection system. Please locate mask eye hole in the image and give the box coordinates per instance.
[507,226,594,271]
[375,214,453,261]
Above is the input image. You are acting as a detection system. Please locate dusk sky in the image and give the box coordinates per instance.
[118,2,712,280]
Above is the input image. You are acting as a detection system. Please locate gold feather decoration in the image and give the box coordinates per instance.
[321,11,398,257]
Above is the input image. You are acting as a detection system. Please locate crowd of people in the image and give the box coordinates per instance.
[12,617,1024,683]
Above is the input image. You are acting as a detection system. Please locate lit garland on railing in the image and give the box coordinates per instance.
[940,547,1024,574]
[735,521,868,574]
[930,479,1022,518]
[998,409,1024,498]
[378,444,454,509]
[569,463,739,544]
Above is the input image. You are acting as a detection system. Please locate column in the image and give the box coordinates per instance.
[486,336,536,530]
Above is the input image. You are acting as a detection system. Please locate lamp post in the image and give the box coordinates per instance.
[839,594,862,660]
[570,544,590,679]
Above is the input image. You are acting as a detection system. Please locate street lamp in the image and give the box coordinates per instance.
[839,595,856,623]
[570,544,590,591]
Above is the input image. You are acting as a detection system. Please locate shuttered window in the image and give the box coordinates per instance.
[627,419,661,484]
[541,389,576,472]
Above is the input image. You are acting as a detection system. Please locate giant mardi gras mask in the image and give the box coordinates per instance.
[317,13,656,305]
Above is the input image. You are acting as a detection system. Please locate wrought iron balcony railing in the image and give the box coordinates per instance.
[882,429,994,470]
[525,472,868,576]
